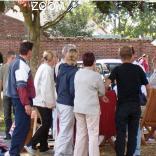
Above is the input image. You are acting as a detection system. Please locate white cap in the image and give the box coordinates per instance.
[151,39,156,46]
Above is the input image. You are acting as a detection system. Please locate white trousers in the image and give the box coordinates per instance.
[74,113,100,156]
[52,108,58,140]
[54,104,75,156]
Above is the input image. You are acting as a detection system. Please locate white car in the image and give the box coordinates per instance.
[96,59,122,77]
[77,61,104,80]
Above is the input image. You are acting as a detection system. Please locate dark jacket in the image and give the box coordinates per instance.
[56,63,78,106]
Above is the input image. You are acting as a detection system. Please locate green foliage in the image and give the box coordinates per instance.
[94,1,156,39]
[47,3,95,37]
[95,1,156,16]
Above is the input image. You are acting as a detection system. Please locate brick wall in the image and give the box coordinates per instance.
[1,37,156,61]
[0,14,27,39]
[40,37,156,61]
[1,14,156,68]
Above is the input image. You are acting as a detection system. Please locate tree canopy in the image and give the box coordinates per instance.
[46,3,95,37]
[94,1,156,39]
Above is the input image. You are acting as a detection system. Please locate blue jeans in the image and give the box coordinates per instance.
[134,125,141,156]
[9,98,31,156]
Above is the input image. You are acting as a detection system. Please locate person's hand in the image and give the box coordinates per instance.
[25,105,32,116]
[102,95,109,103]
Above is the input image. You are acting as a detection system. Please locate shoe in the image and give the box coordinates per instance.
[24,146,36,155]
[4,151,10,156]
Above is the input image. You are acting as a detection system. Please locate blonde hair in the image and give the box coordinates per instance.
[62,44,76,56]
[64,44,78,65]
[42,50,55,62]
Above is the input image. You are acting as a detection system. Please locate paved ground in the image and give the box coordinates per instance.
[0,132,156,156]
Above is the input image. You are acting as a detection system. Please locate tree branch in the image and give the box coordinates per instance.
[16,2,33,30]
[41,1,78,31]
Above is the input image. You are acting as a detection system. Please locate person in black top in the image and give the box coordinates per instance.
[105,46,150,156]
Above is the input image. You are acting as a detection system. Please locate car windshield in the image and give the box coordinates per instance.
[105,63,121,72]
[77,62,104,75]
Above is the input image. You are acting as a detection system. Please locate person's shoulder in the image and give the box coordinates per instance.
[133,64,143,70]
[71,66,78,75]
[111,65,120,72]
[93,70,101,76]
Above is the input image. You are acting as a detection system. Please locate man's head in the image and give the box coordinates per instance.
[6,51,16,63]
[19,41,33,60]
[119,46,133,62]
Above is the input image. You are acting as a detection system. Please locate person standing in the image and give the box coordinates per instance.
[105,46,150,156]
[73,52,106,156]
[54,44,78,156]
[0,51,16,140]
[25,51,56,154]
[5,41,35,156]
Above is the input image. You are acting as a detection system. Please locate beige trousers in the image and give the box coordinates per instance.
[74,113,100,156]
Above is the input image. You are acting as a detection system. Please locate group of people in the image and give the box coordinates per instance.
[0,41,155,156]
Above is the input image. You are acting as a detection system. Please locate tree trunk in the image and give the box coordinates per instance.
[30,31,40,76]
[29,11,40,76]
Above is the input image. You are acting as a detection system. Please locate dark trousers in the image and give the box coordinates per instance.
[3,96,14,137]
[31,106,52,150]
[9,98,31,156]
[115,102,141,156]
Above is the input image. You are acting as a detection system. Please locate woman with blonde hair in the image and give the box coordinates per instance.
[54,44,78,156]
[25,50,56,154]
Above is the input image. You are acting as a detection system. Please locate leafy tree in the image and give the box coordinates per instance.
[0,0,78,73]
[46,3,95,37]
[94,1,156,39]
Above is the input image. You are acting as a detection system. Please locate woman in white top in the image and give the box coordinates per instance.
[74,52,106,156]
[25,51,56,153]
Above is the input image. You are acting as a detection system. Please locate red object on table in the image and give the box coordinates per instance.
[99,90,117,138]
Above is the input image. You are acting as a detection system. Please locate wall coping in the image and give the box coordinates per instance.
[0,36,153,43]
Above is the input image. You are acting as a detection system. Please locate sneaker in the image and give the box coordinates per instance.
[4,151,10,156]
[24,146,36,155]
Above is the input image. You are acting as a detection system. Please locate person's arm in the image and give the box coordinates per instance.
[69,70,77,98]
[96,74,110,103]
[105,67,117,90]
[40,68,55,107]
[145,84,150,98]
[15,64,32,115]
[139,66,150,97]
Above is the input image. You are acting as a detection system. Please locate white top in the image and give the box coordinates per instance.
[74,68,105,115]
[149,69,156,88]
[33,63,56,109]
